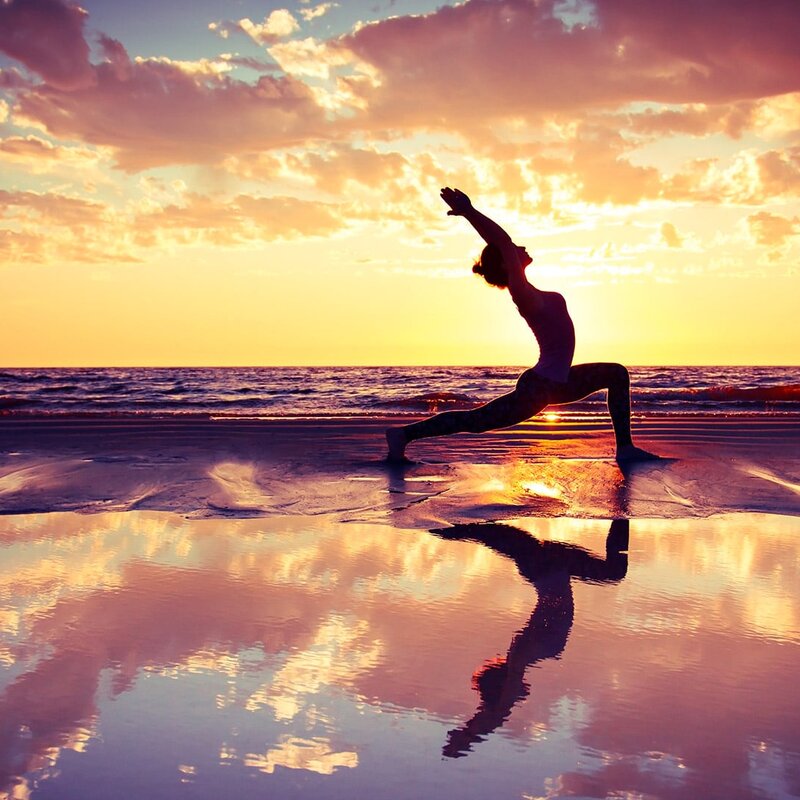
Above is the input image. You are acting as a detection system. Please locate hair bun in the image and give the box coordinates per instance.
[472,262,484,275]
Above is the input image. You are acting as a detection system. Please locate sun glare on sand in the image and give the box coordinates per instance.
[474,470,562,500]
[521,481,563,499]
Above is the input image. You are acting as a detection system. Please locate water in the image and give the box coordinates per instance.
[1,366,799,418]
[0,511,798,799]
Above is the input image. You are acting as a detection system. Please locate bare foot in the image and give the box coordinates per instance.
[386,427,408,462]
[616,444,662,463]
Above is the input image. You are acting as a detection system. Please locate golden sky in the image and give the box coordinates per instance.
[1,0,799,365]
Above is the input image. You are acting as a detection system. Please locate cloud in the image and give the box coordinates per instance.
[299,3,337,22]
[267,37,355,80]
[658,146,800,205]
[0,135,100,172]
[132,193,345,248]
[0,0,94,90]
[0,187,347,263]
[747,211,799,247]
[0,188,105,226]
[13,52,327,170]
[568,128,662,205]
[751,92,800,141]
[218,54,281,73]
[209,9,300,45]
[133,55,234,78]
[0,66,31,90]
[626,103,756,139]
[285,145,407,193]
[340,0,800,134]
[2,0,800,216]
[0,189,138,263]
[0,0,329,170]
[661,222,683,248]
[756,146,800,199]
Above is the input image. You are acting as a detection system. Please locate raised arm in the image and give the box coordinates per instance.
[440,187,513,247]
[440,187,530,292]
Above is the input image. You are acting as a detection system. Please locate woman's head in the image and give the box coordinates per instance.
[472,243,531,288]
[472,243,507,288]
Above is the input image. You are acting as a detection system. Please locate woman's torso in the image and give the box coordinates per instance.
[515,289,576,383]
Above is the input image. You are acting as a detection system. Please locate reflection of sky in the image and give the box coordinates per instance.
[0,511,798,798]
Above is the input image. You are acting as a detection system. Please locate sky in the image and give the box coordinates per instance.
[1,0,799,366]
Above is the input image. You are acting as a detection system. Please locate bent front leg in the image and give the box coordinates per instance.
[549,363,633,449]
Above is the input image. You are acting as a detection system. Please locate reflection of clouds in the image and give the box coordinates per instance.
[243,735,358,775]
[352,538,500,604]
[623,516,800,642]
[744,592,798,643]
[0,607,19,636]
[246,614,383,720]
[0,511,798,797]
[0,512,199,650]
[0,721,97,800]
[1,510,509,794]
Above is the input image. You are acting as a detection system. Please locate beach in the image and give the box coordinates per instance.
[1,408,799,799]
[1,413,799,522]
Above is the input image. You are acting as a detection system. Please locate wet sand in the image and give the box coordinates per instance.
[0,415,799,798]
[1,414,799,521]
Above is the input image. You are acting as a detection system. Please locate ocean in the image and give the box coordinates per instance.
[1,365,799,418]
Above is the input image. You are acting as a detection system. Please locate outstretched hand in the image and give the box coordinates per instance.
[440,187,473,216]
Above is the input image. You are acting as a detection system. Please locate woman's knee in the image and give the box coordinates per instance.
[607,363,629,385]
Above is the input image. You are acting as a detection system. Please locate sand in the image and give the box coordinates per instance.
[1,414,799,522]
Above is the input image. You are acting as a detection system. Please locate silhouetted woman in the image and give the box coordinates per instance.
[386,188,658,463]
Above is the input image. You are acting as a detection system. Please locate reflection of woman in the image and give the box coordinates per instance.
[433,520,629,758]
[387,188,658,463]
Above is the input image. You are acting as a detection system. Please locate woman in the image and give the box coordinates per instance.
[386,187,658,463]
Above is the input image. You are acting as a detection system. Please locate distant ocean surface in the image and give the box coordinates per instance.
[1,366,799,418]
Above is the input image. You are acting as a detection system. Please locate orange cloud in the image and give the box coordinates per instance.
[0,188,346,263]
[0,134,99,172]
[0,189,138,263]
[133,193,344,247]
[747,211,799,247]
[627,102,756,139]
[286,145,407,193]
[757,147,800,198]
[4,0,800,184]
[0,188,105,226]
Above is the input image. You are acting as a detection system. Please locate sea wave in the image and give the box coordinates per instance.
[1,367,799,418]
[373,391,479,412]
